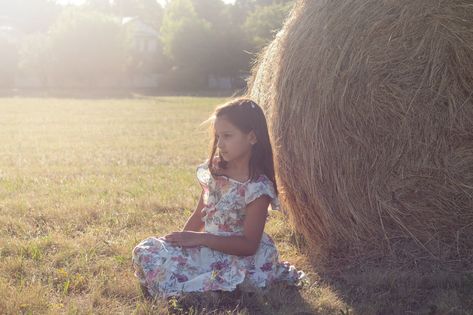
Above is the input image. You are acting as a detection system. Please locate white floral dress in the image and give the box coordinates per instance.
[132,159,305,297]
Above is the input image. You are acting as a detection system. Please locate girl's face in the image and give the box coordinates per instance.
[214,116,256,164]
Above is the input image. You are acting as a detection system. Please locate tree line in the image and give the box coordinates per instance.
[0,0,293,91]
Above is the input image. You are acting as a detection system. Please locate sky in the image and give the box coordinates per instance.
[56,0,236,6]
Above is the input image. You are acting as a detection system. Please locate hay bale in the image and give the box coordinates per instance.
[249,0,473,263]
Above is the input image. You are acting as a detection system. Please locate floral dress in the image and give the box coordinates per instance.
[132,159,306,298]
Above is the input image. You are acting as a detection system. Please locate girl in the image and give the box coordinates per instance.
[132,98,305,298]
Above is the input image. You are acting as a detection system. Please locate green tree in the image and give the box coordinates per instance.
[231,0,293,26]
[160,0,212,69]
[189,0,227,30]
[0,0,60,33]
[0,38,18,87]
[160,0,217,88]
[47,8,130,86]
[157,0,294,89]
[189,0,252,77]
[113,0,164,31]
[18,33,50,86]
[243,2,293,49]
[84,0,113,13]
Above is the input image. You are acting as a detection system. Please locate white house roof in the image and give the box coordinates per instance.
[122,17,159,37]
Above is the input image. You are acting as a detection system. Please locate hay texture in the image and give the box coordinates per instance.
[249,0,473,262]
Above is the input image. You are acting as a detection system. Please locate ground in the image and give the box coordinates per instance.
[0,97,471,314]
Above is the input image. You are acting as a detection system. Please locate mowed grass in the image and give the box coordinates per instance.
[0,97,322,314]
[1,97,471,315]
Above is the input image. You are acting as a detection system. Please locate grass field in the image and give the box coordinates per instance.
[0,97,319,314]
[0,97,471,314]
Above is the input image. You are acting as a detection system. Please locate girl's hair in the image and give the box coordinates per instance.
[207,98,278,195]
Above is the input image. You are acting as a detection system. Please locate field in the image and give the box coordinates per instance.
[0,97,471,314]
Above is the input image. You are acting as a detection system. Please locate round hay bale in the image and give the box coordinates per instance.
[249,0,473,263]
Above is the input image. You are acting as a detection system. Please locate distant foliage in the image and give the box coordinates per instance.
[46,9,129,86]
[0,38,18,87]
[2,0,295,90]
[243,3,293,48]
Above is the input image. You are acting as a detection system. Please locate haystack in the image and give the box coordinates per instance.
[249,0,473,263]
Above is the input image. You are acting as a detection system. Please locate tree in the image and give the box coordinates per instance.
[188,0,253,77]
[47,8,130,86]
[243,2,293,49]
[113,0,164,31]
[231,0,293,25]
[160,0,218,88]
[84,0,114,14]
[160,0,212,69]
[189,0,227,30]
[18,33,51,86]
[0,38,18,87]
[0,0,60,33]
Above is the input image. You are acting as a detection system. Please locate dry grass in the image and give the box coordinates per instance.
[0,97,315,314]
[0,97,471,314]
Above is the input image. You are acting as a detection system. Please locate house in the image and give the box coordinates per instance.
[122,17,161,88]
[122,17,159,54]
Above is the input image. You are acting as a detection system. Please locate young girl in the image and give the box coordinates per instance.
[132,98,305,298]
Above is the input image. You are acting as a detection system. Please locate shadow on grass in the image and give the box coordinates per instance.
[140,283,315,315]
[312,255,473,315]
[283,231,473,314]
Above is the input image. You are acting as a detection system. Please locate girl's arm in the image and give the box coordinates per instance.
[182,190,205,232]
[165,195,270,256]
[201,195,269,256]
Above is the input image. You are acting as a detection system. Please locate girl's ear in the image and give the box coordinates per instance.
[248,131,257,145]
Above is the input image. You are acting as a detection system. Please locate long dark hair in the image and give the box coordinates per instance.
[207,98,278,195]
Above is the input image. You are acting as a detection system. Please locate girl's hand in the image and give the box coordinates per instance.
[163,231,205,247]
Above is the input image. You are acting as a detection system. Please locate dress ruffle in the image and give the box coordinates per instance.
[196,159,281,211]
